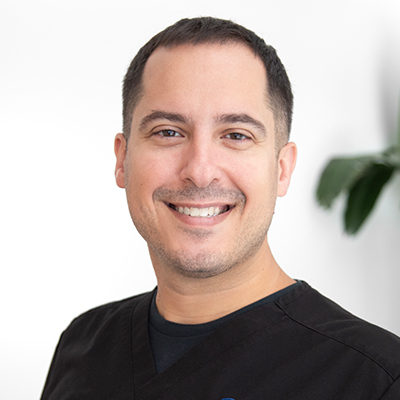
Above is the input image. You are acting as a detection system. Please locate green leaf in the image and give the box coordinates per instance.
[316,156,375,208]
[344,163,396,235]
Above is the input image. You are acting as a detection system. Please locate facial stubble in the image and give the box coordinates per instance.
[126,182,277,279]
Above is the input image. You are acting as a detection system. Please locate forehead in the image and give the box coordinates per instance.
[142,43,268,107]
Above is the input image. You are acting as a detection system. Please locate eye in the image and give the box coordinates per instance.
[225,132,251,141]
[155,129,182,137]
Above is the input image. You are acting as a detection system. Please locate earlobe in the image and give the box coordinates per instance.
[277,142,297,197]
[114,133,127,188]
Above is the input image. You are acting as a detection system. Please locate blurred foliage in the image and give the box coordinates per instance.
[316,104,400,235]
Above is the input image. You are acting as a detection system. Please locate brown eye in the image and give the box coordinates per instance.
[226,132,250,140]
[157,130,181,137]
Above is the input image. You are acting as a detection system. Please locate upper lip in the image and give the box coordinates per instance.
[153,185,245,209]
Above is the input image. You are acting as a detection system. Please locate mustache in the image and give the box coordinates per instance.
[153,184,245,204]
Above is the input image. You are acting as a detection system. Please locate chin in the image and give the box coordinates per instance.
[154,247,233,279]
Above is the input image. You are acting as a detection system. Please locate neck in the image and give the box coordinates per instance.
[151,243,295,324]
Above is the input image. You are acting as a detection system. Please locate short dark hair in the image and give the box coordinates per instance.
[122,17,293,148]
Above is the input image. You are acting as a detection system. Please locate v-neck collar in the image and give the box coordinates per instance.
[129,282,309,400]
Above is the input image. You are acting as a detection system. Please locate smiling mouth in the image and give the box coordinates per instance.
[167,203,231,218]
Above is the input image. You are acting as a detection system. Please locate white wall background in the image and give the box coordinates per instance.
[1,1,400,398]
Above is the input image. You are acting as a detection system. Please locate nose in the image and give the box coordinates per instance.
[179,136,222,188]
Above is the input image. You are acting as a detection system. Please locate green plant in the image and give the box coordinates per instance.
[316,105,400,235]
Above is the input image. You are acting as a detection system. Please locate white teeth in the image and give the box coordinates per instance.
[199,208,208,217]
[190,207,199,217]
[175,205,227,217]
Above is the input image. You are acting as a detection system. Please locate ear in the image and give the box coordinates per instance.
[114,133,127,188]
[277,142,297,197]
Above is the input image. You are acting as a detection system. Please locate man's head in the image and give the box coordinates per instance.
[115,18,297,280]
[122,17,293,150]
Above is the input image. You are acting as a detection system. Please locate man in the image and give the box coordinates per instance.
[41,17,400,399]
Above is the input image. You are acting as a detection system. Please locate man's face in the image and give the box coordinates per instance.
[115,43,296,278]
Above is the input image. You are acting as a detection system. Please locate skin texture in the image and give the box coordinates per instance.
[115,43,297,324]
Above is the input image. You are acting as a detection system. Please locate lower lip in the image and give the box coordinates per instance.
[167,204,232,227]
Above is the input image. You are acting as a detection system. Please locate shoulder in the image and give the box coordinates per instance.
[41,292,155,399]
[277,282,400,380]
[61,290,154,340]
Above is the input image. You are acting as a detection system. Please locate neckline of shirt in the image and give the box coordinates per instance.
[149,280,302,338]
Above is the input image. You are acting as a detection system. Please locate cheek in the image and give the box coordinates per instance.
[232,155,277,189]
[241,161,278,208]
[126,151,179,200]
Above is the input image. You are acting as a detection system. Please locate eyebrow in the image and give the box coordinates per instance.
[216,113,267,137]
[139,110,267,137]
[139,111,188,131]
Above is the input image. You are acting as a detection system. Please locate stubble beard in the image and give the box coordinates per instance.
[153,219,272,279]
[127,183,277,280]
